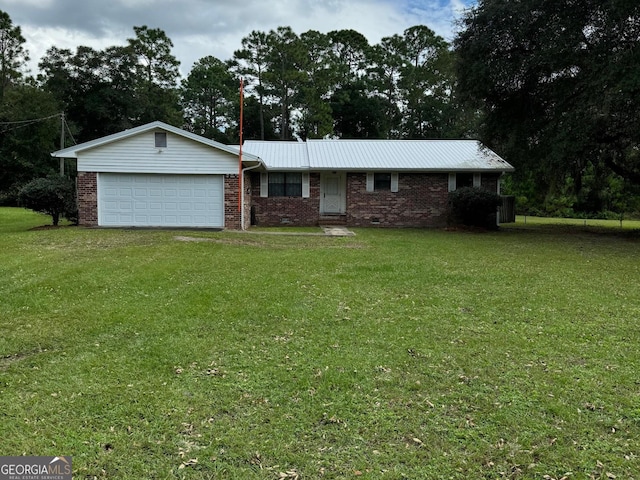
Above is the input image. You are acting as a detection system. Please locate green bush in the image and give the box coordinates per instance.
[18,176,77,226]
[448,186,502,229]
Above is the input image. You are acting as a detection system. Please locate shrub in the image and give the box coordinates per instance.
[18,176,77,226]
[449,186,502,229]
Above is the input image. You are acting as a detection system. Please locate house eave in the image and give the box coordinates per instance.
[51,121,262,163]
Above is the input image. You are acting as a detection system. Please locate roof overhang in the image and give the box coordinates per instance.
[51,121,263,165]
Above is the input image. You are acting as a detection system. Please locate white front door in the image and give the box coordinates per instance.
[320,172,346,214]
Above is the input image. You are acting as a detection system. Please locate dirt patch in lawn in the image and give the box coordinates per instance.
[0,350,46,370]
[29,224,76,231]
[174,236,268,247]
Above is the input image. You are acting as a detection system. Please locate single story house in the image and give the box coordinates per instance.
[52,121,514,230]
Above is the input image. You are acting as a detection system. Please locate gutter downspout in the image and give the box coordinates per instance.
[240,163,263,231]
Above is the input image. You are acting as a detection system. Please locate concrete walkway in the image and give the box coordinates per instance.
[321,226,356,237]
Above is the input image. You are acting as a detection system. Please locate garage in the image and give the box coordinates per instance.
[52,121,264,229]
[98,173,224,227]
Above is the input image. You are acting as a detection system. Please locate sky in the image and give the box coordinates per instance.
[0,0,476,77]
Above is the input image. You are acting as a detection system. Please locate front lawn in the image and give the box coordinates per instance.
[1,208,639,479]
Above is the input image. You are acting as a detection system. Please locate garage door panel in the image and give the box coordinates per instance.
[99,173,224,227]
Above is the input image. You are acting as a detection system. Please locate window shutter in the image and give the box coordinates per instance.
[448,173,456,192]
[366,172,374,192]
[260,173,269,197]
[390,173,399,192]
[473,173,481,187]
[302,173,310,198]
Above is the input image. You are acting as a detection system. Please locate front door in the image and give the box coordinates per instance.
[320,172,346,214]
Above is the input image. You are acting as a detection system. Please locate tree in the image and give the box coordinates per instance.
[327,29,371,88]
[39,45,136,142]
[296,30,335,139]
[0,85,60,202]
[18,175,76,226]
[330,80,393,138]
[368,35,405,137]
[0,9,28,100]
[455,0,640,207]
[397,26,460,139]
[181,56,236,142]
[232,30,270,140]
[263,27,307,140]
[39,26,184,141]
[127,26,182,125]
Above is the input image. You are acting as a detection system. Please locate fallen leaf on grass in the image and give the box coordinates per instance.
[278,470,299,479]
[178,458,198,469]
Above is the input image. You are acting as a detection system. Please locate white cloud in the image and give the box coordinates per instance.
[0,0,476,76]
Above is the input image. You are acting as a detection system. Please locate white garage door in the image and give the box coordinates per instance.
[98,173,224,227]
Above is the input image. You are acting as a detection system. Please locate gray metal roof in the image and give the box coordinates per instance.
[243,139,513,172]
[242,141,310,170]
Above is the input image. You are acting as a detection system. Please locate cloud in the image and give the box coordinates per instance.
[0,0,475,76]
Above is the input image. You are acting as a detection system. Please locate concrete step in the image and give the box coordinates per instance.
[318,215,347,226]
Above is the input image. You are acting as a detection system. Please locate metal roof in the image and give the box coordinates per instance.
[243,139,513,172]
[242,141,310,170]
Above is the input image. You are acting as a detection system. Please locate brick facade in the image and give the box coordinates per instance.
[250,173,321,226]
[75,170,502,229]
[344,173,449,227]
[249,171,502,228]
[77,171,98,226]
[224,175,241,230]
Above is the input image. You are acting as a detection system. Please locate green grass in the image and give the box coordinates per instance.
[1,207,639,479]
[513,214,640,230]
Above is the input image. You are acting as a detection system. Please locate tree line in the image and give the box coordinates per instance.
[1,2,639,217]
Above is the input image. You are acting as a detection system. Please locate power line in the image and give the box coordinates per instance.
[0,113,61,126]
[0,113,77,146]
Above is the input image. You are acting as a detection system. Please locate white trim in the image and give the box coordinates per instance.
[448,173,456,192]
[390,173,399,193]
[366,172,374,192]
[260,173,268,197]
[52,121,262,163]
[302,173,310,198]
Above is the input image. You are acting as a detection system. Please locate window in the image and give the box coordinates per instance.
[366,172,399,192]
[374,173,391,191]
[457,173,474,189]
[155,132,167,148]
[268,172,302,197]
[449,172,482,192]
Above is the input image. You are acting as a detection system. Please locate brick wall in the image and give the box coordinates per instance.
[77,171,98,226]
[250,173,321,226]
[224,174,241,230]
[346,173,450,227]
[247,171,502,228]
[481,173,500,193]
[76,170,503,229]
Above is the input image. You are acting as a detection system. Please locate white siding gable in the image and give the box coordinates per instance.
[78,131,240,174]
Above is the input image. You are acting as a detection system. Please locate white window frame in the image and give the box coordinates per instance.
[366,172,398,192]
[260,172,310,198]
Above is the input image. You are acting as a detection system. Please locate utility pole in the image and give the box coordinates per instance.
[59,112,65,176]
